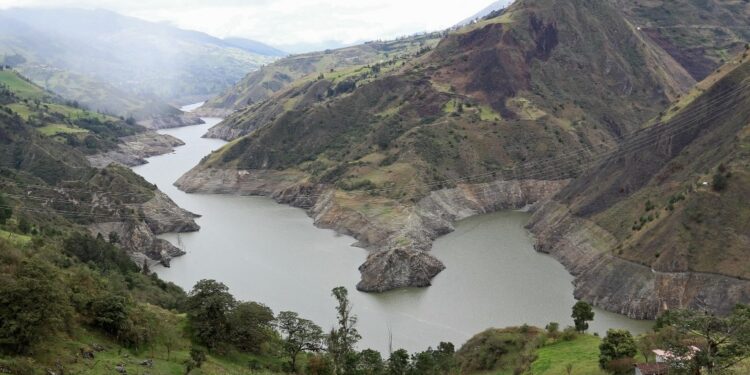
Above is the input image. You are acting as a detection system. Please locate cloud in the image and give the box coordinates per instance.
[0,0,508,47]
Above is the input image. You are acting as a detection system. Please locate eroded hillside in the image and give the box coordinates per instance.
[177,0,725,292]
[529,52,750,319]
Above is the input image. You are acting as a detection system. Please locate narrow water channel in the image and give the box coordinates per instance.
[132,105,652,353]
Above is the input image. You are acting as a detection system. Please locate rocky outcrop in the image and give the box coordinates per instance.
[527,201,750,319]
[142,191,201,234]
[90,221,184,267]
[192,106,235,119]
[138,113,204,130]
[88,132,185,168]
[357,247,446,292]
[203,123,245,141]
[88,190,199,267]
[176,166,568,291]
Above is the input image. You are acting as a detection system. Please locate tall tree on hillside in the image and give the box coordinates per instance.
[599,329,637,373]
[228,301,275,353]
[572,301,595,332]
[277,311,324,373]
[186,279,236,349]
[328,286,362,374]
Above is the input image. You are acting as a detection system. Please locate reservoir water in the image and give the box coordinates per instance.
[132,105,652,353]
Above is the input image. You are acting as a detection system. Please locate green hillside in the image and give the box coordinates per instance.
[553,53,750,283]
[0,69,143,155]
[0,8,279,119]
[189,0,703,251]
[200,32,444,114]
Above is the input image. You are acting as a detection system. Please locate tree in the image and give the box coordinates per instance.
[185,279,236,349]
[185,346,207,373]
[434,342,457,374]
[713,173,728,191]
[108,231,120,244]
[159,324,181,361]
[88,294,130,338]
[17,217,30,234]
[359,349,385,375]
[0,194,11,225]
[387,349,411,375]
[0,258,71,354]
[660,306,750,374]
[599,329,637,373]
[572,301,595,332]
[329,286,362,374]
[228,301,275,353]
[411,350,437,374]
[277,311,324,373]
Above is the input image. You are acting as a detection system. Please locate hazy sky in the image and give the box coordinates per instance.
[0,0,512,50]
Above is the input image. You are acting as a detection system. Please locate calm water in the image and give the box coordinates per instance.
[131,105,651,353]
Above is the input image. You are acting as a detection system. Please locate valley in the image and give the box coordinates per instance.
[0,0,749,373]
[134,106,651,353]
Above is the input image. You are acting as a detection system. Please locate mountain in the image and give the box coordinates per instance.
[0,8,278,120]
[197,32,445,117]
[616,0,750,81]
[529,52,750,319]
[457,0,514,26]
[223,37,287,57]
[0,68,198,266]
[177,0,750,294]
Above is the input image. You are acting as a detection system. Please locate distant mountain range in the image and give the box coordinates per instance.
[0,8,282,119]
[457,0,514,26]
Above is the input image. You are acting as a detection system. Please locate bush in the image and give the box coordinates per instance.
[88,294,130,337]
[599,329,637,372]
[604,357,636,374]
[561,326,578,341]
[545,322,560,336]
[0,258,71,354]
[713,173,728,191]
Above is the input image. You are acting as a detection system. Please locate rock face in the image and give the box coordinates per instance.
[176,166,567,291]
[138,113,204,130]
[192,106,235,119]
[89,191,199,267]
[203,122,245,141]
[87,132,185,168]
[357,247,446,292]
[527,201,750,319]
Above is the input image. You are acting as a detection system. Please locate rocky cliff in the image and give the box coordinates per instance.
[528,201,750,319]
[89,190,199,267]
[87,132,185,168]
[176,166,566,291]
[138,113,204,130]
[527,56,750,319]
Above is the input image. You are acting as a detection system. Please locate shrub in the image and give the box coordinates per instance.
[712,173,728,191]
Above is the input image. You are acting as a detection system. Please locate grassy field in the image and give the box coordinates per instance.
[0,229,31,246]
[528,335,607,375]
[0,70,46,100]
[1,304,281,375]
[38,123,89,136]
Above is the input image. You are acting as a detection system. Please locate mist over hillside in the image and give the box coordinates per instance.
[0,8,281,118]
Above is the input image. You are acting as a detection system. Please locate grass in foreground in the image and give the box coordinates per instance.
[529,334,607,375]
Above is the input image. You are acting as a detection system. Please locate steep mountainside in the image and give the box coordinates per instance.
[617,0,750,81]
[529,52,750,318]
[178,0,720,292]
[198,32,444,116]
[0,8,278,120]
[0,69,184,167]
[0,68,198,265]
